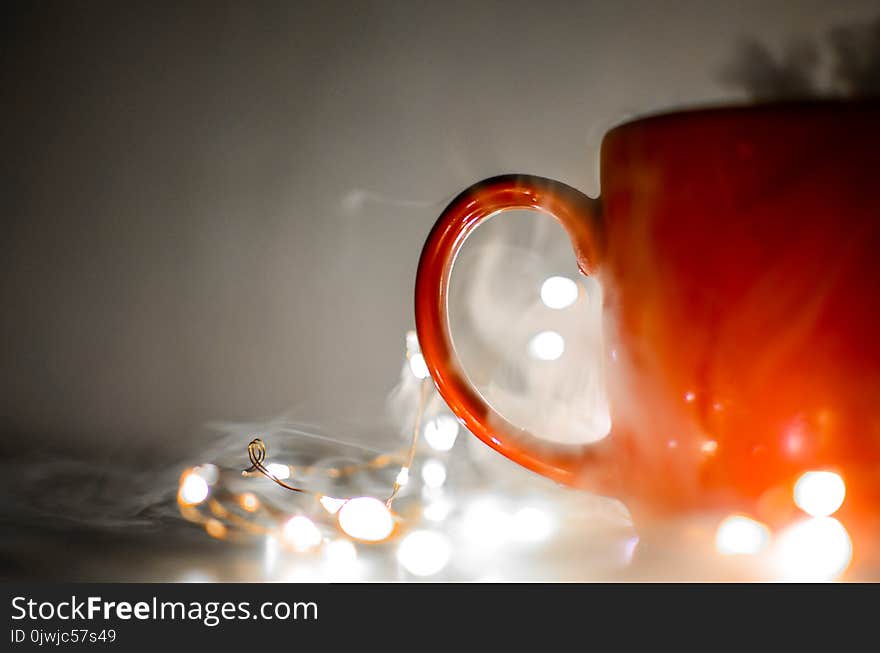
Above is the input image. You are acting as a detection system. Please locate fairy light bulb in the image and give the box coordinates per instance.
[395,467,410,487]
[319,496,347,514]
[715,514,770,555]
[282,516,322,552]
[239,492,259,512]
[793,471,846,517]
[337,497,395,542]
[179,471,210,505]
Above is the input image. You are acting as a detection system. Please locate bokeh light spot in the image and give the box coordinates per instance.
[793,470,846,517]
[397,531,451,577]
[540,276,579,309]
[528,331,565,361]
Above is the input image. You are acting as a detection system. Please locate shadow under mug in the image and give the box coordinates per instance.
[415,101,880,553]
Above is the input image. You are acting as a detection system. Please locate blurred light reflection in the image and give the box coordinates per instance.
[540,276,579,309]
[462,499,512,549]
[408,353,430,379]
[324,539,358,570]
[282,516,322,552]
[239,492,259,512]
[337,497,395,542]
[265,463,290,480]
[423,497,452,522]
[424,415,459,451]
[397,531,451,577]
[794,471,846,517]
[421,460,447,488]
[512,506,556,543]
[715,515,770,555]
[528,331,565,361]
[774,517,852,581]
[178,472,209,505]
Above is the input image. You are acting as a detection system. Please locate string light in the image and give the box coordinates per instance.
[177,327,863,582]
[386,372,429,506]
[337,497,396,542]
[265,463,291,480]
[180,330,744,582]
[179,471,210,506]
[179,332,434,564]
[239,493,260,512]
[319,496,347,514]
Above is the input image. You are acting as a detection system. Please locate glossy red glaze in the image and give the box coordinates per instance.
[415,102,880,546]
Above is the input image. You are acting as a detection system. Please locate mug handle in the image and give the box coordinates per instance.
[414,174,614,488]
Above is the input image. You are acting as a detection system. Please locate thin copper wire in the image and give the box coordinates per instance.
[241,442,409,482]
[243,438,308,493]
[241,374,431,510]
[386,377,430,507]
[183,336,435,539]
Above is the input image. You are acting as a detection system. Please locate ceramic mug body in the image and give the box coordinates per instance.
[415,101,880,536]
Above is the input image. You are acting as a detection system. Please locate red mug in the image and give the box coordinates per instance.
[415,101,880,557]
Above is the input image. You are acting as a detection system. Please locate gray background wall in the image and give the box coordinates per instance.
[4,0,877,461]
